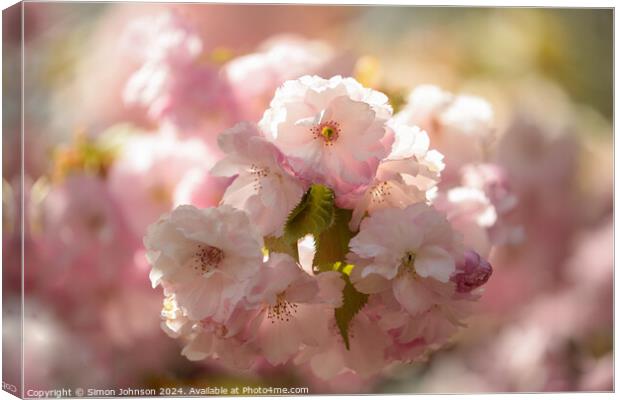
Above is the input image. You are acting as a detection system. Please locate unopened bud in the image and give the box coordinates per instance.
[451,250,492,293]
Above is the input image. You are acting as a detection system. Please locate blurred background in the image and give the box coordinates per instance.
[3,4,613,394]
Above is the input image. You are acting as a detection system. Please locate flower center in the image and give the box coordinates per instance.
[321,126,336,140]
[370,181,391,204]
[267,292,298,323]
[311,120,341,146]
[214,323,228,338]
[191,244,224,275]
[249,164,270,178]
[249,163,270,190]
[400,251,417,275]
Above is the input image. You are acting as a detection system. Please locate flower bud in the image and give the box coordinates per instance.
[451,250,493,293]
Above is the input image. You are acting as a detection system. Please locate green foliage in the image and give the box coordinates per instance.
[264,236,299,260]
[274,184,367,349]
[334,266,369,350]
[283,184,335,244]
[313,208,355,274]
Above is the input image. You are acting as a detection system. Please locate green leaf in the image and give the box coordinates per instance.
[283,184,335,244]
[335,268,368,350]
[264,236,299,261]
[313,208,355,274]
[279,185,367,349]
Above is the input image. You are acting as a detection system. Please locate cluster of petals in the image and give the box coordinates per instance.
[210,122,306,237]
[121,12,239,140]
[107,131,225,238]
[17,10,510,384]
[433,163,523,257]
[121,13,352,150]
[394,85,495,182]
[143,74,505,379]
[259,75,394,195]
[145,204,345,369]
[223,35,343,122]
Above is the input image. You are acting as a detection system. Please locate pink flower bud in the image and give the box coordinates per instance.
[451,250,493,293]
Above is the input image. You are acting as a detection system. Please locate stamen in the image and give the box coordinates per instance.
[267,293,298,323]
[215,324,228,337]
[398,251,417,277]
[311,120,341,146]
[191,244,224,275]
[370,181,391,204]
[321,126,335,140]
[249,164,270,191]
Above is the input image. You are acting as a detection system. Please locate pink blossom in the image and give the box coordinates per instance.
[379,298,469,355]
[224,35,337,121]
[259,75,393,196]
[460,163,523,246]
[295,309,391,379]
[160,293,192,339]
[451,250,493,293]
[180,324,258,370]
[210,122,306,237]
[35,174,137,295]
[108,132,218,238]
[173,169,232,210]
[347,204,486,347]
[121,11,203,65]
[434,163,523,256]
[381,122,445,191]
[366,278,484,365]
[348,203,463,285]
[461,164,516,214]
[245,254,343,366]
[341,170,426,231]
[433,186,497,257]
[144,205,263,321]
[395,85,495,182]
[24,175,179,381]
[340,122,444,229]
[121,12,240,145]
[160,294,260,369]
[124,60,238,143]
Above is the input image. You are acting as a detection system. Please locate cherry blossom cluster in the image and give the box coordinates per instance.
[144,74,518,379]
[12,13,364,385]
